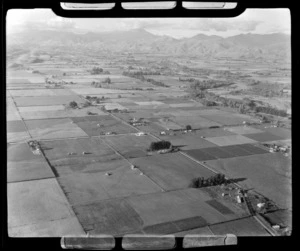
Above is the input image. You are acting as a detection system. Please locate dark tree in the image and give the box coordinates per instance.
[186,125,192,130]
[69,101,78,109]
[149,140,172,151]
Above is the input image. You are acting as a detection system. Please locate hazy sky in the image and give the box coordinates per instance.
[7,8,290,38]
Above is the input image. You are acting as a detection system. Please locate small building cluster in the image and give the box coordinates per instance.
[28,140,41,155]
[129,118,149,126]
[263,143,290,155]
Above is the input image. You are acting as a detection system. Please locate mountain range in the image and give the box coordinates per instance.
[7,28,291,60]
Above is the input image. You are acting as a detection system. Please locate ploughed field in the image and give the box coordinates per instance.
[6,58,291,237]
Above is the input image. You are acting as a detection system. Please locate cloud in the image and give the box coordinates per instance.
[103,18,263,33]
[7,9,77,32]
[182,19,262,32]
[46,17,76,30]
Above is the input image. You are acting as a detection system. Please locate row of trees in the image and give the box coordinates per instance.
[85,95,106,104]
[148,140,172,151]
[190,173,227,188]
[123,70,161,76]
[145,78,169,88]
[179,77,197,82]
[91,78,112,88]
[255,106,287,117]
[123,71,169,87]
[189,80,235,91]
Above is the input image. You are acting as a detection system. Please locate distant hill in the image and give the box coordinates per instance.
[7,28,291,61]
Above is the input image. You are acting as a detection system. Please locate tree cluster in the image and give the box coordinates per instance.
[90,67,110,75]
[68,101,78,109]
[85,95,105,104]
[91,81,102,88]
[201,99,217,107]
[189,79,235,91]
[149,140,172,151]
[190,173,227,188]
[255,106,287,117]
[31,58,44,63]
[102,77,112,84]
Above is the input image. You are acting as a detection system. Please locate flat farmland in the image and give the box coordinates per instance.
[196,109,258,125]
[205,135,257,146]
[206,153,292,209]
[252,125,292,140]
[154,109,210,118]
[71,115,136,136]
[173,226,213,236]
[200,147,237,159]
[194,128,236,138]
[40,137,122,176]
[18,105,65,113]
[7,106,22,121]
[24,118,88,140]
[131,153,215,190]
[158,133,217,150]
[7,84,45,90]
[58,165,161,205]
[103,134,153,159]
[72,199,144,236]
[70,88,130,95]
[219,145,257,157]
[8,158,55,183]
[243,132,286,142]
[20,110,74,120]
[15,77,45,84]
[183,149,217,162]
[67,107,106,117]
[263,210,292,229]
[18,106,104,120]
[8,217,85,237]
[173,116,222,129]
[232,144,269,155]
[209,217,270,236]
[129,103,170,110]
[7,143,54,182]
[135,123,166,135]
[155,118,182,130]
[9,89,56,97]
[225,126,264,135]
[169,103,200,108]
[7,143,42,162]
[7,120,27,133]
[7,78,31,84]
[135,101,165,106]
[129,110,161,120]
[126,188,246,229]
[200,113,257,126]
[102,102,128,111]
[14,95,85,106]
[160,98,195,105]
[49,89,78,96]
[106,97,136,103]
[8,179,85,237]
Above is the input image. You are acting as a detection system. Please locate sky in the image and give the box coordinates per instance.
[6,8,290,38]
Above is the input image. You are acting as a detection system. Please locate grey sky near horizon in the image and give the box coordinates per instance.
[7,8,290,38]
